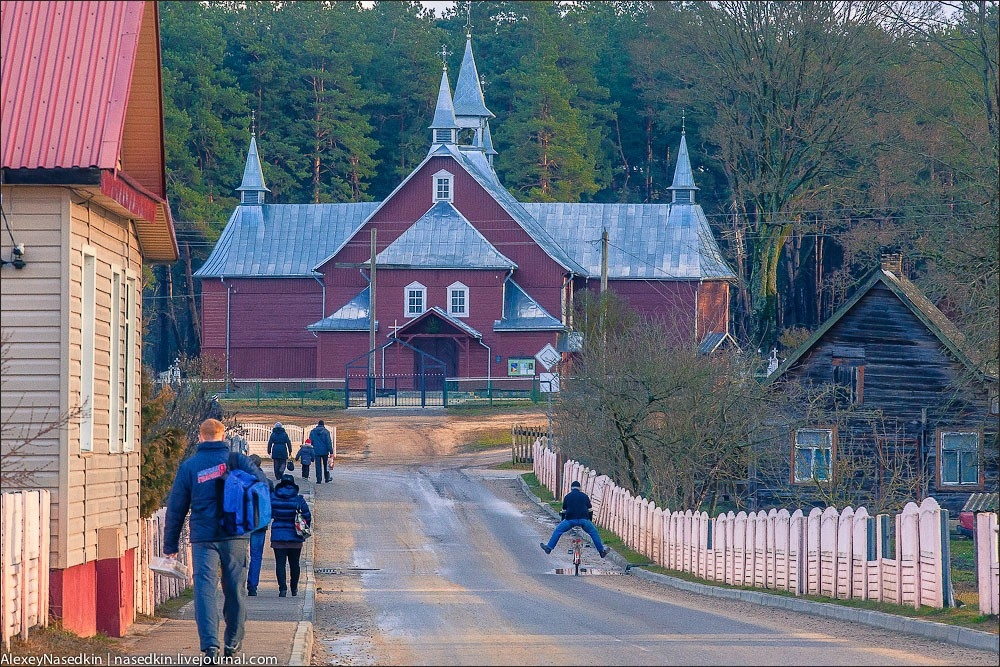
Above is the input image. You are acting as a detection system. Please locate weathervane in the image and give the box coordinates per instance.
[465,2,473,37]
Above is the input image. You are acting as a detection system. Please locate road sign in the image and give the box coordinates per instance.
[539,372,560,393]
[535,343,560,371]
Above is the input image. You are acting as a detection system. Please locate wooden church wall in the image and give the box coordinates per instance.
[200,277,322,380]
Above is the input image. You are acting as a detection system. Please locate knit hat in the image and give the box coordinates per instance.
[318,420,324,426]
[274,422,282,428]
[571,480,581,488]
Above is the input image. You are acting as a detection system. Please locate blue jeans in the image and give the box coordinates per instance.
[545,519,606,553]
[247,529,266,590]
[191,539,249,652]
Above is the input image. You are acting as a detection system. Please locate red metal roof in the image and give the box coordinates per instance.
[1,0,144,169]
[1,1,178,261]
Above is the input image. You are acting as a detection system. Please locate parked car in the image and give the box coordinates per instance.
[957,492,998,538]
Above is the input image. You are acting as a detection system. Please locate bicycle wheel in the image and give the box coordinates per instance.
[573,540,582,576]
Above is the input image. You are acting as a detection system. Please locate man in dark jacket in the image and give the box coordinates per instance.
[267,422,293,479]
[309,420,333,483]
[163,419,268,661]
[540,480,610,558]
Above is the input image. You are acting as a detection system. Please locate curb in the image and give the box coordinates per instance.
[289,488,317,666]
[515,474,998,653]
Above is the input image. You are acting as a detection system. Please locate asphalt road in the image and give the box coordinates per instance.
[309,448,995,666]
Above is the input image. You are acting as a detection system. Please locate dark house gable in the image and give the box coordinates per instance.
[762,266,998,513]
[195,33,736,388]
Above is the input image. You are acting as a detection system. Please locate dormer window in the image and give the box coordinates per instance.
[433,170,454,203]
[448,281,468,318]
[405,282,426,317]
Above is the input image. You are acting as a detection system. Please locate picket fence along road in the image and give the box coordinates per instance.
[301,411,995,666]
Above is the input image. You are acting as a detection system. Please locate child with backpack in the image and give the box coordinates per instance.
[295,438,315,480]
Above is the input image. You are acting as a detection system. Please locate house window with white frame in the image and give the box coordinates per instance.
[793,428,833,483]
[81,249,96,452]
[448,282,468,317]
[433,169,453,203]
[405,282,426,317]
[938,430,981,487]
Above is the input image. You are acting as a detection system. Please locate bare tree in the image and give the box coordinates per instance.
[557,294,788,513]
[682,1,899,351]
[1,334,88,488]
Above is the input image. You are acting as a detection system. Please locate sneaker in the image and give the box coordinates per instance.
[223,643,241,658]
[202,647,220,664]
[600,548,610,559]
[539,543,551,555]
[247,587,257,596]
[279,589,287,598]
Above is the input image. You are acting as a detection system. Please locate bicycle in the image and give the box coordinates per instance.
[569,527,583,576]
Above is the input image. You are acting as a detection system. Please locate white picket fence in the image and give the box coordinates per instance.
[230,422,336,460]
[1,490,50,650]
[134,508,193,617]
[533,441,1000,615]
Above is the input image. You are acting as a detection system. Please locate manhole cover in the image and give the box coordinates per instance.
[314,567,380,575]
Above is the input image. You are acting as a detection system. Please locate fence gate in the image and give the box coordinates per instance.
[345,339,447,408]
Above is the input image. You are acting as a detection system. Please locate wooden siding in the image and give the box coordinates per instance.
[768,283,997,513]
[1,186,144,569]
[200,278,322,380]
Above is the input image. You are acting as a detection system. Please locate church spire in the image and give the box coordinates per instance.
[453,33,493,124]
[236,133,269,205]
[429,46,459,147]
[667,120,699,204]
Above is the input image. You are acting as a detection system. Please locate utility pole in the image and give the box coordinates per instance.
[600,227,609,293]
[369,228,377,399]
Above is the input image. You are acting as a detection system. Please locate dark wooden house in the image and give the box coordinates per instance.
[194,35,735,392]
[761,258,998,513]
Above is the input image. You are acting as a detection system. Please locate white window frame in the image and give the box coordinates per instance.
[793,428,834,483]
[448,281,468,318]
[109,267,122,453]
[405,281,426,317]
[938,430,981,487]
[123,271,138,452]
[80,247,96,453]
[433,169,454,203]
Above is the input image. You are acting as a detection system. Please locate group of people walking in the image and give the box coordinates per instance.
[267,420,333,483]
[162,417,327,661]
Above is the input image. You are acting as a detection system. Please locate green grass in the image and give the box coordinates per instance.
[154,587,193,619]
[519,472,998,633]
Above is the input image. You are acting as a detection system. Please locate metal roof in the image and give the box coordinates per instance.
[668,132,699,192]
[453,36,493,123]
[2,0,144,170]
[236,135,269,193]
[375,201,516,269]
[429,68,459,131]
[396,306,484,339]
[194,202,379,278]
[494,278,564,332]
[307,286,371,331]
[523,202,736,281]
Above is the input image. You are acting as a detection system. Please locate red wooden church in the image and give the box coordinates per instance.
[195,36,735,393]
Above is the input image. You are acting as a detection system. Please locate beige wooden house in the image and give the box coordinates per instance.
[1,0,177,637]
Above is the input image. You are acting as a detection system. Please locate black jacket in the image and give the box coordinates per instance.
[267,426,292,458]
[561,488,593,520]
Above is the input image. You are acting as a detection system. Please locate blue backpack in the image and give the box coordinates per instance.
[221,454,271,535]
